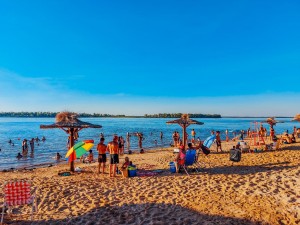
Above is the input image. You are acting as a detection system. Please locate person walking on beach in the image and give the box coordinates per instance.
[107,135,119,177]
[97,137,107,174]
[216,131,223,152]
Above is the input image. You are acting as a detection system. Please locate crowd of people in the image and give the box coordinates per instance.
[15,136,46,160]
[9,124,299,176]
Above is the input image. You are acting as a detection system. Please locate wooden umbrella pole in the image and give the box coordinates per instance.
[69,128,75,172]
[182,125,186,150]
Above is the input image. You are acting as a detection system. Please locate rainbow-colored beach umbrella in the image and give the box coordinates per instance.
[65,140,94,162]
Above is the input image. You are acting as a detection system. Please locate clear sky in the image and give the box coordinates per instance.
[0,0,299,116]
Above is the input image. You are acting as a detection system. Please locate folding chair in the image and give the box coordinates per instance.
[178,150,200,176]
[1,180,37,223]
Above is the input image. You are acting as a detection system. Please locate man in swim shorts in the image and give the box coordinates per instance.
[107,135,119,177]
[216,131,223,152]
[97,137,107,174]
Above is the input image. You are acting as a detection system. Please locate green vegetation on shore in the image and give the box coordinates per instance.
[0,112,221,118]
[144,113,221,118]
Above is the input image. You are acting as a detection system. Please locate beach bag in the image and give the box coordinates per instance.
[201,145,211,155]
[230,149,241,162]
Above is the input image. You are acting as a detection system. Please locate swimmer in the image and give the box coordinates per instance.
[56,152,62,160]
[16,152,23,160]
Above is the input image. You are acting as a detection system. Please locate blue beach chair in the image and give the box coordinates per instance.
[181,150,200,175]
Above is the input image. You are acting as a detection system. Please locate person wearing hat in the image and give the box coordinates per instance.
[174,145,186,173]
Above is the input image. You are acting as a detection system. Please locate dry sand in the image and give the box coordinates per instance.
[0,139,300,225]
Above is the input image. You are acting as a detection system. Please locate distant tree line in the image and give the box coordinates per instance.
[0,112,126,118]
[144,113,221,118]
[0,112,221,118]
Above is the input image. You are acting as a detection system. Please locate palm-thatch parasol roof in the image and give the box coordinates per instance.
[40,112,102,129]
[262,117,284,126]
[40,112,102,172]
[166,114,204,149]
[292,114,300,122]
[166,114,204,127]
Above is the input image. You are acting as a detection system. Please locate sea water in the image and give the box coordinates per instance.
[0,117,296,170]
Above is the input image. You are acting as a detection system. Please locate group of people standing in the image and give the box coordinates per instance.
[96,135,127,177]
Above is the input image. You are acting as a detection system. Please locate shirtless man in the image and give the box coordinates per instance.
[97,138,107,174]
[107,135,119,177]
[216,131,223,152]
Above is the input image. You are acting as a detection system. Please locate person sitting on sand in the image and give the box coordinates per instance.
[85,150,94,163]
[120,156,130,177]
[16,152,23,160]
[291,134,296,143]
[282,134,291,144]
[174,145,186,173]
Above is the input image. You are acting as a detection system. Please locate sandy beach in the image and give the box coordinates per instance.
[1,139,300,225]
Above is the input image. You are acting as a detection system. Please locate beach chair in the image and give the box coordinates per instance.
[1,180,37,223]
[179,150,200,175]
[177,158,189,175]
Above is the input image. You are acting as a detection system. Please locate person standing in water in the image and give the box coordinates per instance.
[22,139,28,156]
[29,138,35,153]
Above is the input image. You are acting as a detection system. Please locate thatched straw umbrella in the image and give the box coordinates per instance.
[40,112,102,171]
[166,114,204,149]
[292,114,300,122]
[262,117,284,129]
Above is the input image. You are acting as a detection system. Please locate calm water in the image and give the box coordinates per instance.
[0,117,296,170]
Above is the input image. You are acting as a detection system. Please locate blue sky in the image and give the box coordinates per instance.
[0,0,299,116]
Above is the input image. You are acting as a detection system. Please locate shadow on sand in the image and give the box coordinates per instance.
[4,203,267,225]
[199,162,296,175]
